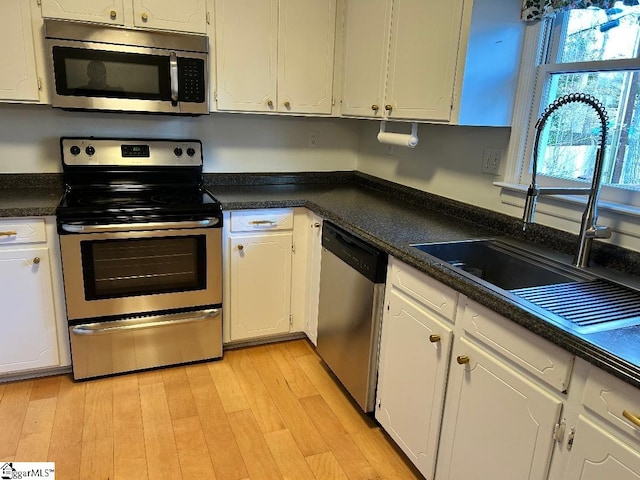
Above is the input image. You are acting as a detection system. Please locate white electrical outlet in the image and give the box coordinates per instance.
[309,130,320,148]
[482,148,502,175]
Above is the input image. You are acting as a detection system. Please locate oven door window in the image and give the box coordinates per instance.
[80,236,206,300]
[52,46,171,101]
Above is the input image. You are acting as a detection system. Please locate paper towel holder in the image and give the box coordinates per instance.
[377,121,419,148]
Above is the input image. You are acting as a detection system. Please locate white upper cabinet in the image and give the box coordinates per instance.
[40,0,208,33]
[386,0,464,122]
[215,0,278,113]
[0,0,41,102]
[132,0,207,33]
[340,0,524,125]
[215,0,337,115]
[340,0,391,118]
[40,0,124,25]
[341,0,463,122]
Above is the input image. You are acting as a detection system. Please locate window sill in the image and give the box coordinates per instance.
[494,181,640,219]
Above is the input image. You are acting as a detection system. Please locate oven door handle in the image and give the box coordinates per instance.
[61,217,220,233]
[70,308,221,336]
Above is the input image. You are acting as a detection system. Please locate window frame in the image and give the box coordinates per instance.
[514,8,640,210]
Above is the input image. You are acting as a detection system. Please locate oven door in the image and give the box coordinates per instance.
[59,226,221,321]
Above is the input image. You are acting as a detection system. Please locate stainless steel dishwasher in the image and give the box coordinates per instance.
[317,222,387,412]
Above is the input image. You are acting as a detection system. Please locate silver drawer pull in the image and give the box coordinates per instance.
[623,410,640,428]
[71,308,221,336]
[249,220,276,225]
[0,231,17,237]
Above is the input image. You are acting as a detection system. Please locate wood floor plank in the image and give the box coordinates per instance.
[267,343,319,399]
[300,395,379,480]
[264,429,316,480]
[305,451,350,480]
[15,397,57,461]
[112,374,148,480]
[173,416,217,479]
[136,369,164,386]
[184,361,215,379]
[207,360,250,413]
[79,378,114,480]
[227,409,282,480]
[352,427,422,480]
[0,383,6,403]
[162,366,198,421]
[226,348,286,434]
[0,380,33,458]
[29,376,61,401]
[284,339,315,358]
[139,382,181,480]
[296,354,374,435]
[247,347,328,457]
[48,375,85,480]
[188,370,248,480]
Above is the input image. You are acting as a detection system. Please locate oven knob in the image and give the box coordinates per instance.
[187,147,196,157]
[70,145,81,156]
[85,146,95,156]
[174,147,183,157]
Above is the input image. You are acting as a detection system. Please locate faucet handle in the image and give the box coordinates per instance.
[522,185,539,231]
[588,225,611,239]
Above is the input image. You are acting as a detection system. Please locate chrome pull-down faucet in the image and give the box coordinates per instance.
[522,93,611,268]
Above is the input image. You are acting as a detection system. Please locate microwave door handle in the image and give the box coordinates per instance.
[170,51,179,106]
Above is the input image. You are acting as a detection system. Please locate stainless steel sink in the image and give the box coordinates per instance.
[412,239,591,290]
[411,239,640,334]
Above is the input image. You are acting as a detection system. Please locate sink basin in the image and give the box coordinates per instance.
[411,239,640,334]
[412,239,590,290]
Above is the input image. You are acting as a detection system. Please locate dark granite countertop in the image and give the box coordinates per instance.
[1,172,639,390]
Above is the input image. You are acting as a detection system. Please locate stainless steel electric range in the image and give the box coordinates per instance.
[55,137,223,380]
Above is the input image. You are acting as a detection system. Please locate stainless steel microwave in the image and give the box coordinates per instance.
[44,19,209,115]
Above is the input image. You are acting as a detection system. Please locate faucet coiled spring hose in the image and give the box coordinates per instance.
[531,93,609,186]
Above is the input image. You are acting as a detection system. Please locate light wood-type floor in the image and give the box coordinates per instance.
[0,339,422,480]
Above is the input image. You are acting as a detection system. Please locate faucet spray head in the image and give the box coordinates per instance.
[522,185,538,231]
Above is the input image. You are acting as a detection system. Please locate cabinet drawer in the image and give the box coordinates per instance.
[583,365,640,443]
[462,299,573,392]
[388,257,458,322]
[230,209,294,232]
[0,218,46,245]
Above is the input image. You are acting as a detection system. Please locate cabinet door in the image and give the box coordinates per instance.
[565,416,640,480]
[0,248,59,373]
[437,337,562,480]
[40,0,124,24]
[386,0,464,121]
[340,0,391,118]
[229,233,292,340]
[0,0,40,102]
[215,0,278,112]
[277,0,337,114]
[376,288,452,479]
[132,0,207,33]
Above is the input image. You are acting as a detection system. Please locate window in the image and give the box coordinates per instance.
[523,2,640,205]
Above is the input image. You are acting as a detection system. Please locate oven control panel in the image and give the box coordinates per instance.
[61,138,203,167]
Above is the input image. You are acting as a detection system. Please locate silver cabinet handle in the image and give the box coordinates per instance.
[33,257,40,265]
[249,220,276,225]
[170,51,179,104]
[71,308,220,336]
[61,217,219,233]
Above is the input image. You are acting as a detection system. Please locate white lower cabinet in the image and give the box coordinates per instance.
[225,208,302,342]
[303,212,322,345]
[437,336,563,480]
[564,415,640,480]
[376,288,453,479]
[0,218,67,375]
[229,231,293,341]
[375,257,457,479]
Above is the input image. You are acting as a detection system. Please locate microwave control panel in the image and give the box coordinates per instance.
[178,58,206,104]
